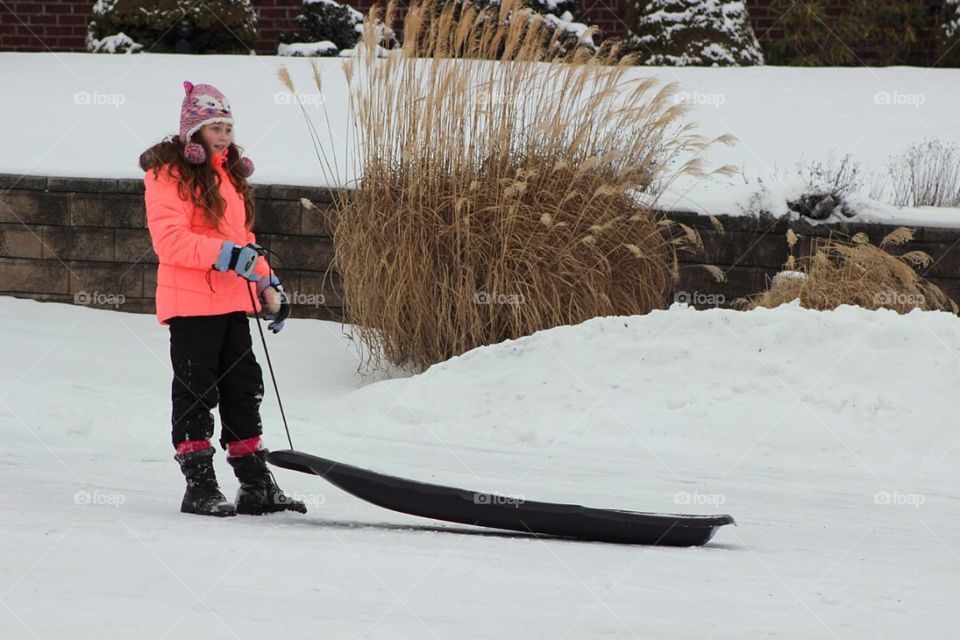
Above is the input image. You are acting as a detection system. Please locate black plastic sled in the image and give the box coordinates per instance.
[266,449,735,546]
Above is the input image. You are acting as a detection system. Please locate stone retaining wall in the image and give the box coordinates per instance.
[0,174,343,321]
[2,174,958,321]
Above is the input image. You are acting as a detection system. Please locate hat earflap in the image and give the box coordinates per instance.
[184,142,206,165]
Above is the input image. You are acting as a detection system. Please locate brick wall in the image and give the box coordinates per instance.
[0,0,939,58]
[0,1,91,50]
[2,172,959,317]
[254,0,303,54]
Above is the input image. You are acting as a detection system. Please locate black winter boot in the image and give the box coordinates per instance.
[174,448,236,517]
[227,449,307,515]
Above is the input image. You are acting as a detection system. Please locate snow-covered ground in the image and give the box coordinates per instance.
[2,295,959,638]
[2,53,960,225]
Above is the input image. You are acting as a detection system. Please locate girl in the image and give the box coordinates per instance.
[139,81,304,517]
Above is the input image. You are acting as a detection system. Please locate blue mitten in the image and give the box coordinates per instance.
[213,241,262,282]
[257,275,290,333]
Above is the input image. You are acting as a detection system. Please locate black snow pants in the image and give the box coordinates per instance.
[168,312,264,449]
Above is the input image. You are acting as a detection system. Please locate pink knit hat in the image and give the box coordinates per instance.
[179,81,254,176]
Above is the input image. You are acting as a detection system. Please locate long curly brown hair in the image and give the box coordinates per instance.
[139,132,255,230]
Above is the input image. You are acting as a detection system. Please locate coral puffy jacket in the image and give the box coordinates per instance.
[144,149,270,324]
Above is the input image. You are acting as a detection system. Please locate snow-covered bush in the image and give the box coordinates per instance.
[779,153,866,220]
[537,11,596,52]
[277,0,365,57]
[487,1,598,55]
[524,0,581,20]
[940,0,960,67]
[277,41,340,57]
[86,0,258,54]
[87,30,142,54]
[408,0,598,59]
[626,0,764,66]
[946,0,960,39]
[504,0,597,53]
[437,0,583,21]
